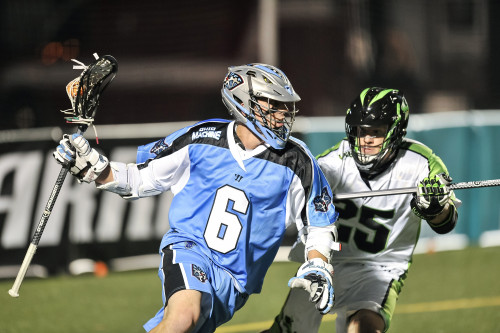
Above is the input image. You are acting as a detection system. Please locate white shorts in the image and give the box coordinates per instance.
[332,261,407,332]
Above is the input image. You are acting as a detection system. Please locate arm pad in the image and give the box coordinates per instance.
[96,162,135,198]
[428,203,458,234]
[97,161,164,200]
[305,224,341,261]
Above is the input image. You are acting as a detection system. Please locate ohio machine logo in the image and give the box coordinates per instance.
[150,139,169,155]
[192,127,222,141]
[313,187,332,212]
[223,72,243,90]
[191,264,208,283]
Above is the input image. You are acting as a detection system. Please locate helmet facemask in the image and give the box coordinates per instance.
[348,124,397,174]
[250,97,297,146]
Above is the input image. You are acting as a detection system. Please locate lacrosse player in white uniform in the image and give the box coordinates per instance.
[264,87,461,333]
[53,63,341,333]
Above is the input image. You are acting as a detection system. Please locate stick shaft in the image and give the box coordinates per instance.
[8,166,69,297]
[32,167,69,245]
[333,179,500,200]
[8,244,37,297]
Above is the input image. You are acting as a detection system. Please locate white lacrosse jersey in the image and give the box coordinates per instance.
[132,119,338,295]
[317,138,461,271]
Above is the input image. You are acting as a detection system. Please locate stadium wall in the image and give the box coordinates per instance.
[0,111,499,275]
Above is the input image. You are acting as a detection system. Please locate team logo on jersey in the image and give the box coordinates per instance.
[224,72,244,90]
[313,187,332,212]
[339,151,353,160]
[185,241,195,249]
[150,139,169,155]
[191,264,207,283]
[192,127,222,141]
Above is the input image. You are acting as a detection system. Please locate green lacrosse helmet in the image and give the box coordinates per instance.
[345,87,409,177]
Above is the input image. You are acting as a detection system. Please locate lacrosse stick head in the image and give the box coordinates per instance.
[63,54,118,132]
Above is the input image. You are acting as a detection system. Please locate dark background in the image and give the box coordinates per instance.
[1,0,498,131]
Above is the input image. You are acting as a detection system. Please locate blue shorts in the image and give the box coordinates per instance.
[143,241,249,333]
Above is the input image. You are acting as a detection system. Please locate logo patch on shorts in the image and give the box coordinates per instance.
[313,187,332,212]
[192,264,207,283]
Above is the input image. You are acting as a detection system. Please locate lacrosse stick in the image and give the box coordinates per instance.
[8,53,118,298]
[332,179,500,200]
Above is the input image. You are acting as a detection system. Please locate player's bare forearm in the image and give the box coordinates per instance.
[307,249,328,262]
[428,202,451,225]
[95,165,113,185]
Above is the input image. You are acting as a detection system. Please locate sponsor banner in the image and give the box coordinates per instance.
[0,137,174,273]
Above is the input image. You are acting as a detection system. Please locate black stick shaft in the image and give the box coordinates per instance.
[32,167,69,245]
[8,127,86,298]
[8,166,70,297]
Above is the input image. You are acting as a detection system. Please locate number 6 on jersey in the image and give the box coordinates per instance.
[204,185,249,253]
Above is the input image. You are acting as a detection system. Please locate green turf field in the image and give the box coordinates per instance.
[2,246,500,332]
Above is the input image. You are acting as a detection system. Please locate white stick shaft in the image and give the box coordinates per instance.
[8,243,38,298]
[333,187,415,200]
[333,179,500,200]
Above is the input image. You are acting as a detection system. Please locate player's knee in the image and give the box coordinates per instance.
[158,308,199,333]
[348,309,384,333]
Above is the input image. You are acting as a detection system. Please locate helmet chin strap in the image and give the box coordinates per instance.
[358,154,377,164]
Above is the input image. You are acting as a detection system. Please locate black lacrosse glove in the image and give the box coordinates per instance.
[411,173,452,220]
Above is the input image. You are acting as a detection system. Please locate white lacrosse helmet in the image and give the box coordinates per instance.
[221,63,300,149]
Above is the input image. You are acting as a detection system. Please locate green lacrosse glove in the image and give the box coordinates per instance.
[410,173,452,220]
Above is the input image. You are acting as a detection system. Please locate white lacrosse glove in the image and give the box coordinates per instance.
[53,133,109,183]
[288,258,334,315]
[410,173,452,220]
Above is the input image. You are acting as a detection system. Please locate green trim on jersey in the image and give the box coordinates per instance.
[381,268,409,332]
[315,138,346,159]
[401,140,459,204]
[400,140,449,177]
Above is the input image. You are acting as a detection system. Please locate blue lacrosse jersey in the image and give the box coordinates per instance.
[135,119,338,295]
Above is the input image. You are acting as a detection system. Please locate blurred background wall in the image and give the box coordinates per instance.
[1,0,500,275]
[1,0,499,130]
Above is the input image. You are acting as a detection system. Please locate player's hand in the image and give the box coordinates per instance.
[53,133,109,183]
[288,258,334,315]
[53,134,76,168]
[411,173,452,220]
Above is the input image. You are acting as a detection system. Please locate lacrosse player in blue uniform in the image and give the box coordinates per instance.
[53,64,340,333]
[263,87,461,333]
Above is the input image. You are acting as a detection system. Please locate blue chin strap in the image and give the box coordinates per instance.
[245,115,288,150]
